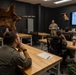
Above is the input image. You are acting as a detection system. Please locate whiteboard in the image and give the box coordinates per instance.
[27,18,34,33]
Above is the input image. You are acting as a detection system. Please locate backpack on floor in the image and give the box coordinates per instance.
[67,60,76,75]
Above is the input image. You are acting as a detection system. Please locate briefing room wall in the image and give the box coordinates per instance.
[53,4,76,30]
[40,6,54,33]
[0,0,54,33]
[15,1,39,32]
[15,2,53,33]
[0,0,39,32]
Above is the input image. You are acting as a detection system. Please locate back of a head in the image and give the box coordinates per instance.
[63,32,72,41]
[56,30,61,36]
[3,31,17,45]
[65,27,69,32]
[50,35,62,54]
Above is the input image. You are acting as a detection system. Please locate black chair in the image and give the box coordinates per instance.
[21,29,28,34]
[47,36,64,55]
[47,36,68,73]
[21,29,30,44]
[30,31,40,46]
[62,32,73,41]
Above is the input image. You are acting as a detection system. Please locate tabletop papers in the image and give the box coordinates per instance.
[38,52,53,59]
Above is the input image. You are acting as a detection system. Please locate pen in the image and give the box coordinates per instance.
[47,56,50,59]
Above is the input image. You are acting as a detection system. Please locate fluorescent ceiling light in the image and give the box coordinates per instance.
[44,0,48,1]
[54,0,72,4]
[43,0,52,1]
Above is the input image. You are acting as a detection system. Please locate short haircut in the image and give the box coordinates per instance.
[56,30,61,36]
[65,27,69,32]
[3,31,17,45]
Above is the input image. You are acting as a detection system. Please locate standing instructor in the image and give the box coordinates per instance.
[49,20,58,36]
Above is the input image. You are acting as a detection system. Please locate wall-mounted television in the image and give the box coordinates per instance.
[71,12,76,25]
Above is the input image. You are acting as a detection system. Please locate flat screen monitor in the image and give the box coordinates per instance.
[72,12,76,25]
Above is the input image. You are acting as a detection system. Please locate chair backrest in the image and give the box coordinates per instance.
[21,29,28,34]
[30,32,39,45]
[47,36,63,55]
[62,32,73,41]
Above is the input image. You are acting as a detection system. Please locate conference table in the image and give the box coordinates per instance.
[38,32,50,39]
[72,36,76,40]
[20,44,62,75]
[39,39,76,62]
[18,33,32,45]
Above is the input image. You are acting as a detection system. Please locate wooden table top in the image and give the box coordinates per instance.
[66,41,76,51]
[39,39,47,43]
[38,32,50,36]
[72,36,76,40]
[22,44,62,75]
[18,33,32,38]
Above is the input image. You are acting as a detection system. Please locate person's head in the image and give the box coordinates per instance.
[65,27,69,32]
[3,31,20,47]
[56,30,62,37]
[51,20,55,24]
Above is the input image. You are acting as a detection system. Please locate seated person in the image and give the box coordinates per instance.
[49,30,74,73]
[0,31,32,75]
[56,30,74,57]
[48,30,67,55]
[56,30,66,40]
[62,27,73,41]
[48,30,67,72]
